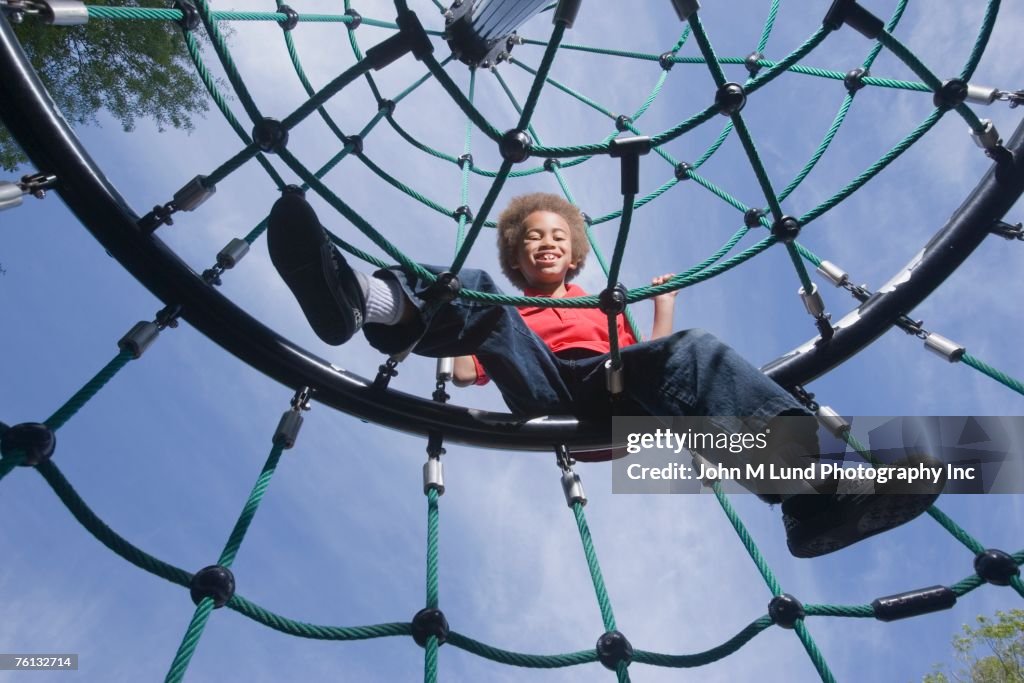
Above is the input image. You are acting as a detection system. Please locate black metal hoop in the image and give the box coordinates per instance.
[3,17,1023,456]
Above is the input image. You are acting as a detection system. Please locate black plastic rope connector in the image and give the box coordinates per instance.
[599,283,628,315]
[844,67,869,94]
[615,114,632,132]
[139,202,177,234]
[453,205,473,222]
[552,0,581,28]
[411,608,449,647]
[190,565,235,608]
[365,10,433,70]
[344,7,361,30]
[744,208,764,228]
[378,99,396,116]
[500,129,532,163]
[580,211,593,226]
[173,0,200,31]
[421,272,461,304]
[974,549,1020,586]
[0,422,56,467]
[277,4,298,31]
[457,153,473,169]
[596,630,633,671]
[871,585,956,622]
[543,157,560,172]
[815,315,835,343]
[822,0,884,39]
[252,118,288,154]
[343,134,364,155]
[745,51,764,77]
[659,51,676,70]
[155,304,183,330]
[609,135,651,196]
[670,0,700,22]
[768,593,805,629]
[274,407,304,449]
[771,215,800,243]
[934,79,968,110]
[715,82,746,116]
[674,162,691,181]
[282,184,305,197]
[373,358,400,390]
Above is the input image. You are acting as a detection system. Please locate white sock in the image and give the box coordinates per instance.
[356,272,407,325]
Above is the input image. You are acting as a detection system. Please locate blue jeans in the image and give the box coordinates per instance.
[363,268,804,426]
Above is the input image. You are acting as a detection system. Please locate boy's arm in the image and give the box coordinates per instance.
[650,273,678,340]
[452,355,482,387]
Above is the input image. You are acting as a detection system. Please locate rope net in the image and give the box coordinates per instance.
[1,0,1023,680]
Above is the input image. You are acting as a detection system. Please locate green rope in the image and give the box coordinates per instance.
[445,632,596,668]
[166,440,286,680]
[38,461,193,586]
[711,483,782,596]
[166,599,216,683]
[794,620,838,683]
[960,353,1024,397]
[0,453,24,481]
[456,70,476,251]
[86,6,358,23]
[180,31,285,188]
[45,349,135,430]
[4,347,132,479]
[425,636,439,683]
[875,30,984,132]
[425,487,440,609]
[571,502,617,633]
[631,617,773,667]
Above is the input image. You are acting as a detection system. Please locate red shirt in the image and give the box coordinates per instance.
[472,283,638,384]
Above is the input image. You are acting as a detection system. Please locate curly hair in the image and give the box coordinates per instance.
[496,193,589,291]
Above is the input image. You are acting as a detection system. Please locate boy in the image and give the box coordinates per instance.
[267,188,943,557]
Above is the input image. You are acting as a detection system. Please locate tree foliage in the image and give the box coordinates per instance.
[923,609,1024,683]
[1,1,211,171]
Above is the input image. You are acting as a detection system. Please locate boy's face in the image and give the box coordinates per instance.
[513,210,577,291]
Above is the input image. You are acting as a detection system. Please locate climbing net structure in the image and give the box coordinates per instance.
[2,0,1024,680]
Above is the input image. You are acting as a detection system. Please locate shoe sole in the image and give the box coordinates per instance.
[785,492,939,558]
[267,195,355,345]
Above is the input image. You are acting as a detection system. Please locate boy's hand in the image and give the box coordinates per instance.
[651,273,679,305]
[650,273,678,340]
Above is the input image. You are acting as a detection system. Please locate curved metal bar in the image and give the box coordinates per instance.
[0,17,608,452]
[3,16,1022,456]
[762,122,1024,386]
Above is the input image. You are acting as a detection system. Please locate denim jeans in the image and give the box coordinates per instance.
[363,267,805,426]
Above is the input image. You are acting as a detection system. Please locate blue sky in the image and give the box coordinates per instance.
[2,0,1023,681]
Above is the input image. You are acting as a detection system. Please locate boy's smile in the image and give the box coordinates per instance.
[513,210,577,296]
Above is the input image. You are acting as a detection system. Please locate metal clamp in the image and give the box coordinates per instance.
[924,332,965,362]
[1,173,56,210]
[970,119,1002,151]
[815,405,850,436]
[605,359,624,396]
[816,260,849,287]
[38,0,88,24]
[423,456,445,494]
[436,357,454,383]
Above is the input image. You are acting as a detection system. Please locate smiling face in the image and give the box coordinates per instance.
[497,193,588,292]
[512,210,577,296]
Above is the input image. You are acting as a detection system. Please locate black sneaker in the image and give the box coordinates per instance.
[267,192,366,345]
[782,453,945,558]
